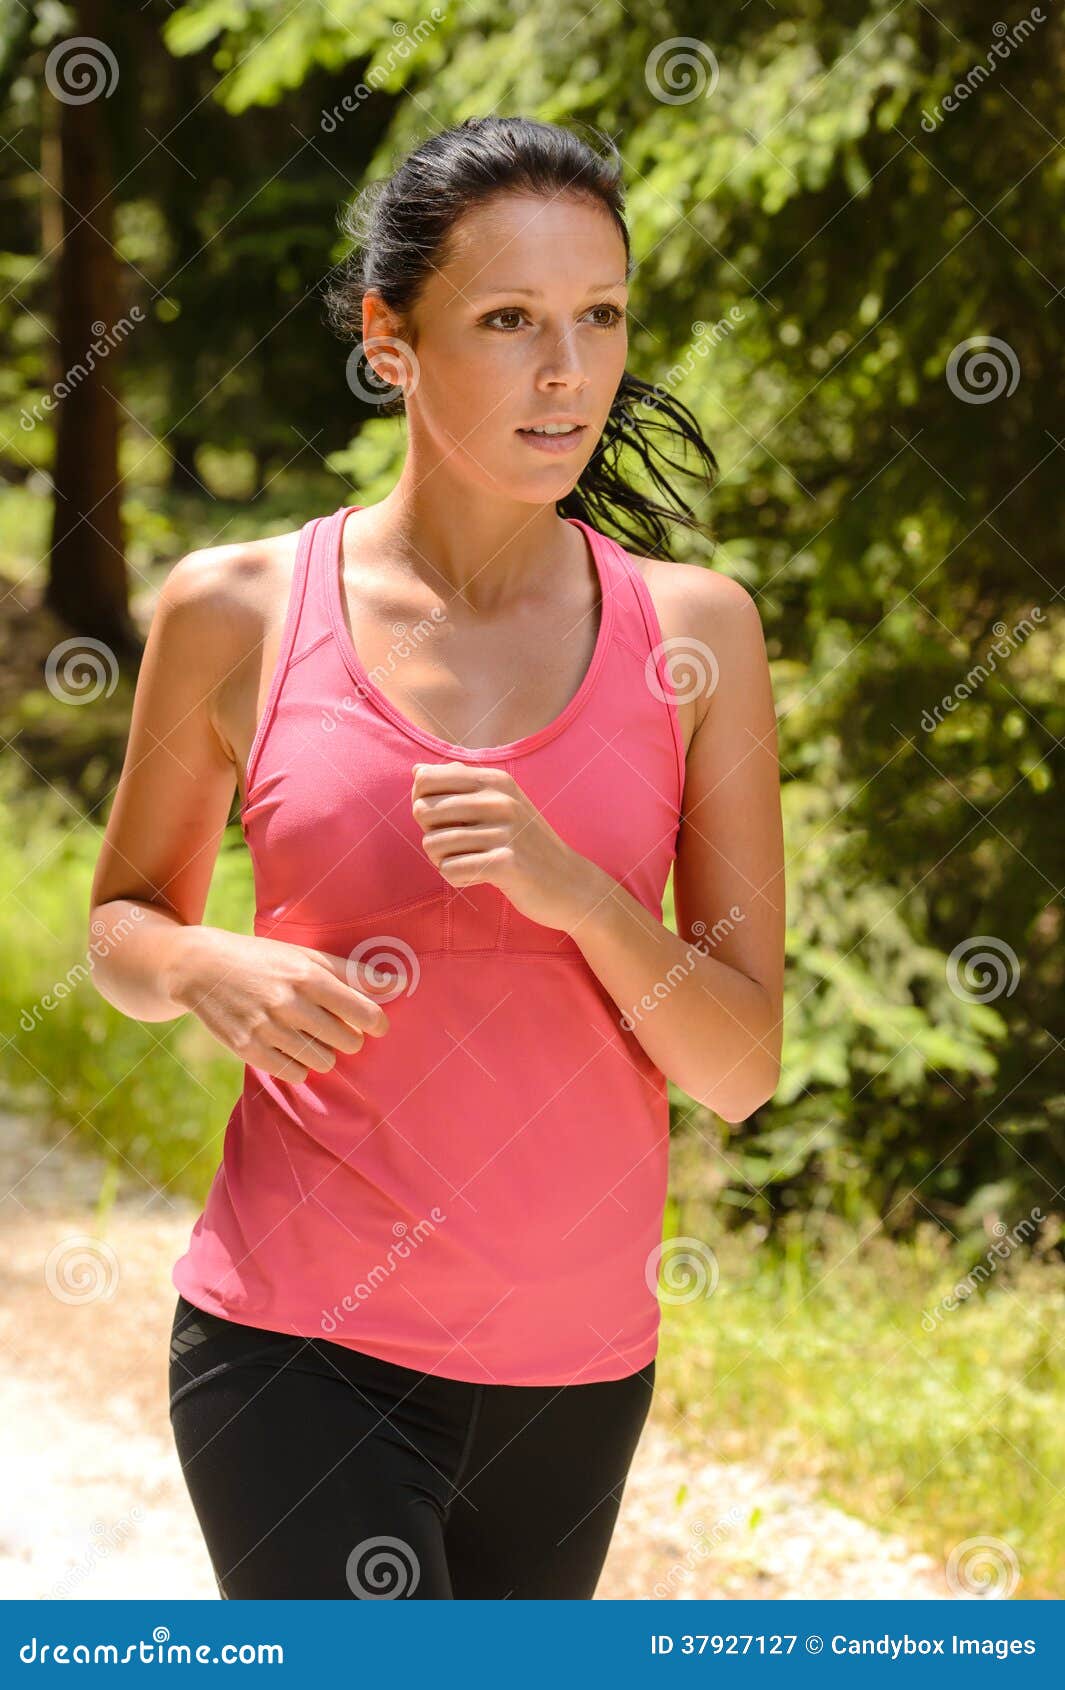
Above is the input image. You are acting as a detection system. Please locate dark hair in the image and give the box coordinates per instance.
[322,115,718,560]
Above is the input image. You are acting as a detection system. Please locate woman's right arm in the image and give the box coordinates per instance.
[88,548,389,1082]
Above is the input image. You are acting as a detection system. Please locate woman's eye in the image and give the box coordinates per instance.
[482,304,625,331]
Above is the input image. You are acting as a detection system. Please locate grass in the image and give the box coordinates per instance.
[0,760,251,1200]
[656,1213,1065,1599]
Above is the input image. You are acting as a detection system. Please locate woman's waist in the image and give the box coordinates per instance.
[237,1043,668,1201]
[197,1132,669,1302]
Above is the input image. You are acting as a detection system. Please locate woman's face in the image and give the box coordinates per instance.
[373,191,629,503]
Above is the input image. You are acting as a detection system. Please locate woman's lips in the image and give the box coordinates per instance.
[515,425,588,454]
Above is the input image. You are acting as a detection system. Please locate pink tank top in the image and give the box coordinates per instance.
[172,504,685,1384]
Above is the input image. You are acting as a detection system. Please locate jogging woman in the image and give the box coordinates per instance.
[89,116,785,1599]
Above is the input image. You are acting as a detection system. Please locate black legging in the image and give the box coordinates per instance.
[169,1293,655,1599]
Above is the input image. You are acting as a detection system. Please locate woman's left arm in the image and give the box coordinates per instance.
[564,570,785,1123]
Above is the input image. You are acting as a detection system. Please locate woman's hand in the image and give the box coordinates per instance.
[167,927,393,1083]
[410,762,602,932]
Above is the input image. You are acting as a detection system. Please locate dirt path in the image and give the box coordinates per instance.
[0,1111,947,1599]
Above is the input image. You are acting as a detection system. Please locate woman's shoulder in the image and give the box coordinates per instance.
[628,543,764,650]
[158,528,299,619]
[617,547,767,745]
[151,528,302,667]
[633,549,758,619]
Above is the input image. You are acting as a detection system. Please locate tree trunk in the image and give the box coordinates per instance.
[42,0,140,655]
[168,430,203,494]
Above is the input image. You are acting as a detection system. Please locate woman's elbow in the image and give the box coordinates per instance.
[698,1050,781,1123]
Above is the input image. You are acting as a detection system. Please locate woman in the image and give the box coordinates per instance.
[90,116,784,1600]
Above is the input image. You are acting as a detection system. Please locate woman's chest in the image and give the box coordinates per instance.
[241,642,683,941]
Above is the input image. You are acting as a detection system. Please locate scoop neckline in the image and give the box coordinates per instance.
[324,504,618,762]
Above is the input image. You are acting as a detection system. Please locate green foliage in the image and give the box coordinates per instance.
[164,0,453,111]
